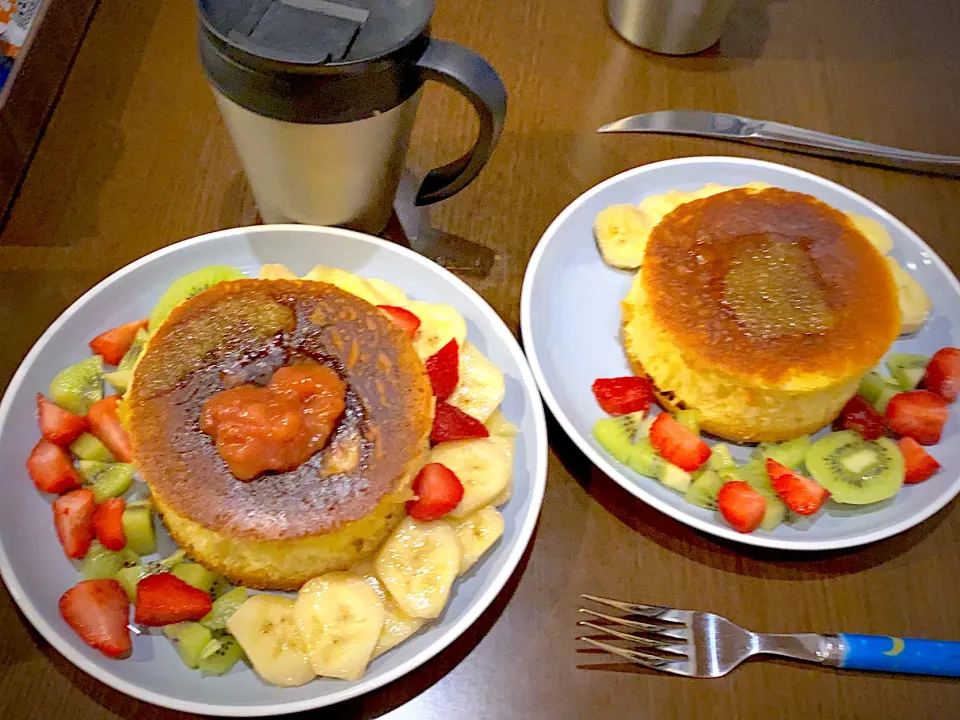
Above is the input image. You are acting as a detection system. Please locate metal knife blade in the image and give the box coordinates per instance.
[598,110,960,178]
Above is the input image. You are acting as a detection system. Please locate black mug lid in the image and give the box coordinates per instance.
[198,0,433,66]
[197,0,434,123]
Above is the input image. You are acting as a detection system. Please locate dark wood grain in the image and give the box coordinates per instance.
[2,0,960,717]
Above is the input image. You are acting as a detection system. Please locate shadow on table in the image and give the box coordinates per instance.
[548,411,950,580]
[33,534,535,720]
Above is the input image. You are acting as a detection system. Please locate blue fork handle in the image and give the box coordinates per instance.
[838,634,960,677]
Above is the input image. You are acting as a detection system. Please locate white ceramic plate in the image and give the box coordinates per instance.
[0,225,547,716]
[521,156,960,551]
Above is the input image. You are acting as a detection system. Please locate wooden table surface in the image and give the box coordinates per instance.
[2,0,959,717]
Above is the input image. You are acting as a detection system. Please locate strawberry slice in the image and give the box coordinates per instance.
[378,305,421,338]
[717,481,766,534]
[833,395,886,440]
[87,396,133,462]
[134,573,213,626]
[27,439,81,494]
[59,579,131,658]
[885,390,949,445]
[898,437,940,484]
[648,413,710,472]
[53,488,96,559]
[89,318,149,366]
[36,393,87,445]
[407,463,465,521]
[766,458,828,515]
[431,402,489,444]
[924,347,960,402]
[93,498,126,551]
[591,376,656,416]
[425,339,459,401]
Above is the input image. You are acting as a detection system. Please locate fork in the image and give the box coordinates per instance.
[577,595,960,678]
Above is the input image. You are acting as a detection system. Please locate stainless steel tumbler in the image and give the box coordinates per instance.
[607,0,736,55]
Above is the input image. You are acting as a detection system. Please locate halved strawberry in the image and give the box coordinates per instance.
[766,458,828,515]
[717,481,766,534]
[87,396,132,462]
[885,390,949,445]
[93,498,126,551]
[425,339,459,401]
[924,347,960,402]
[134,573,213,626]
[407,463,464,521]
[36,393,87,445]
[591,376,655,416]
[648,413,710,472]
[59,579,131,658]
[898,437,940,484]
[431,402,489,444]
[89,318,149,366]
[53,488,96,559]
[27,439,81,494]
[833,395,886,441]
[378,305,421,338]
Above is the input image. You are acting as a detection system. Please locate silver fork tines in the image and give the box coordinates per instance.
[578,595,833,678]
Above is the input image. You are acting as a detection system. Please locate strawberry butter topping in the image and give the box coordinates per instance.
[200,362,346,481]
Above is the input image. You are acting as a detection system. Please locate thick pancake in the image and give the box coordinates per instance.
[642,187,900,387]
[127,278,433,543]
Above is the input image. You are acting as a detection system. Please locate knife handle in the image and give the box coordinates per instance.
[749,121,960,178]
[836,634,960,677]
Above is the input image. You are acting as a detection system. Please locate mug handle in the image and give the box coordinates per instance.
[414,39,507,205]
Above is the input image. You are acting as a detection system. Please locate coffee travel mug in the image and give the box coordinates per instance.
[198,0,507,234]
[607,0,737,55]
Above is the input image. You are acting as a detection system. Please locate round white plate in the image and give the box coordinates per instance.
[0,225,547,716]
[521,156,960,551]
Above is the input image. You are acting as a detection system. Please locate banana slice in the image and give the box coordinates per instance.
[484,409,519,438]
[450,506,505,573]
[259,263,298,280]
[367,278,408,306]
[491,480,512,507]
[374,517,462,619]
[293,572,385,681]
[847,213,894,255]
[446,342,506,423]
[887,257,932,334]
[428,436,513,518]
[352,561,425,657]
[226,595,315,687]
[302,265,386,307]
[406,301,467,360]
[594,204,651,269]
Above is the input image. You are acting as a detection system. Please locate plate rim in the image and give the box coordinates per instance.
[0,223,548,716]
[520,155,960,551]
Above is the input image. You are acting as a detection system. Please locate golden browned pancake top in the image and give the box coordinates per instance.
[642,188,900,383]
[127,279,433,541]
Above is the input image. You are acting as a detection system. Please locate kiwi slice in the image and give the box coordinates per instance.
[70,434,115,463]
[208,573,233,600]
[759,494,787,530]
[117,549,185,600]
[122,506,156,555]
[197,634,242,675]
[685,469,724,509]
[148,266,243,331]
[754,435,811,470]
[659,463,692,493]
[858,372,900,412]
[172,562,216,593]
[720,459,774,495]
[78,462,136,503]
[674,409,701,434]
[707,444,735,471]
[81,541,140,580]
[592,412,649,463]
[626,438,666,478]
[885,353,930,392]
[173,623,214,670]
[201,587,248,631]
[104,328,151,394]
[49,356,104,415]
[805,430,904,505]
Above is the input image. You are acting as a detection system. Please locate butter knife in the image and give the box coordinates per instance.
[598,110,960,178]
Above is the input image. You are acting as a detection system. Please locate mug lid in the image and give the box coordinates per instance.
[198,0,433,66]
